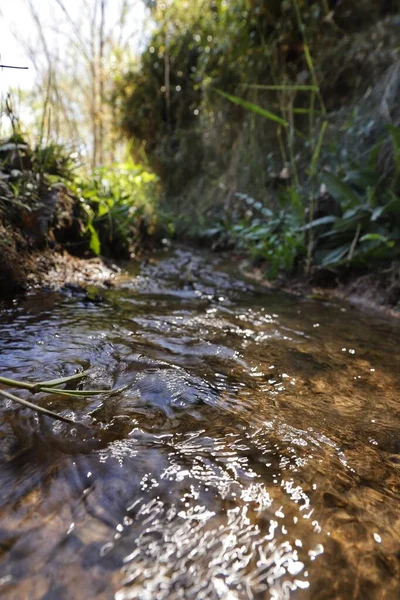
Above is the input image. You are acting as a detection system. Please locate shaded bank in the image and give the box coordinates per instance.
[0,138,158,296]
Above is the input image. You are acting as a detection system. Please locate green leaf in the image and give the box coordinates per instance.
[340,206,371,220]
[347,168,380,189]
[284,187,304,220]
[329,206,371,235]
[371,204,390,221]
[261,207,273,217]
[368,139,384,171]
[87,224,101,255]
[318,244,351,267]
[386,124,400,166]
[204,227,223,236]
[215,89,288,126]
[322,171,361,207]
[303,215,337,230]
[359,233,388,243]
[97,203,109,218]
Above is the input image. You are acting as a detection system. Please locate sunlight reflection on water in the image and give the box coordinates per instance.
[0,248,399,599]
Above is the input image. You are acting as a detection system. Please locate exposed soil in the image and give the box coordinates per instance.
[0,223,119,297]
[327,272,400,318]
[239,261,400,319]
[2,223,400,319]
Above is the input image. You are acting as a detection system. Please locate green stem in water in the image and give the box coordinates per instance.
[39,387,111,397]
[37,369,93,388]
[0,369,92,393]
[0,376,35,391]
[0,388,77,424]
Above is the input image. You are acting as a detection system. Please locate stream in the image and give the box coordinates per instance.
[0,247,399,599]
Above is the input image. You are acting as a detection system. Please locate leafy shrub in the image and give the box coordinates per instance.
[204,125,400,279]
[309,126,400,268]
[71,162,159,257]
[206,190,305,279]
[32,143,79,181]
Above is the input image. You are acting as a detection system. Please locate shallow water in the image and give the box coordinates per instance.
[0,247,399,599]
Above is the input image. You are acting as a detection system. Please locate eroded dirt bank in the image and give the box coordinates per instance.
[239,258,400,319]
[0,224,118,295]
[1,218,400,320]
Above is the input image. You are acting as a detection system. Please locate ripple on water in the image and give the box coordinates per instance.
[0,248,399,599]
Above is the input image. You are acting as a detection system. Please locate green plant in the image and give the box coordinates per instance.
[72,161,159,256]
[0,369,111,424]
[307,129,400,268]
[32,143,79,181]
[206,190,305,279]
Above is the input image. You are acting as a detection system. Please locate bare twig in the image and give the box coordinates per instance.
[0,64,29,69]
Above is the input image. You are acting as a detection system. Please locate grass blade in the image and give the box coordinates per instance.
[0,388,77,424]
[240,84,320,92]
[215,89,288,126]
[39,387,111,396]
[37,369,93,387]
[310,120,328,176]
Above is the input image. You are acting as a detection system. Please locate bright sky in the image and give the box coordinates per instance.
[1,0,35,91]
[0,0,147,94]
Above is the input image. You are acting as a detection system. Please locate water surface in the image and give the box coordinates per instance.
[0,248,399,599]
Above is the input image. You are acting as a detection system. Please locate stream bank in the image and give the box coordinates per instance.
[0,216,118,296]
[2,226,400,321]
[0,138,156,296]
[1,141,399,316]
[240,259,400,319]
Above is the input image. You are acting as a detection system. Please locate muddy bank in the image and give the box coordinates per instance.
[0,222,120,296]
[3,230,400,319]
[0,137,155,297]
[0,138,99,295]
[240,260,400,318]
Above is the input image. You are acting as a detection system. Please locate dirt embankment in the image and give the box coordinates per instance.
[0,139,117,296]
[0,221,119,296]
[239,260,400,318]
